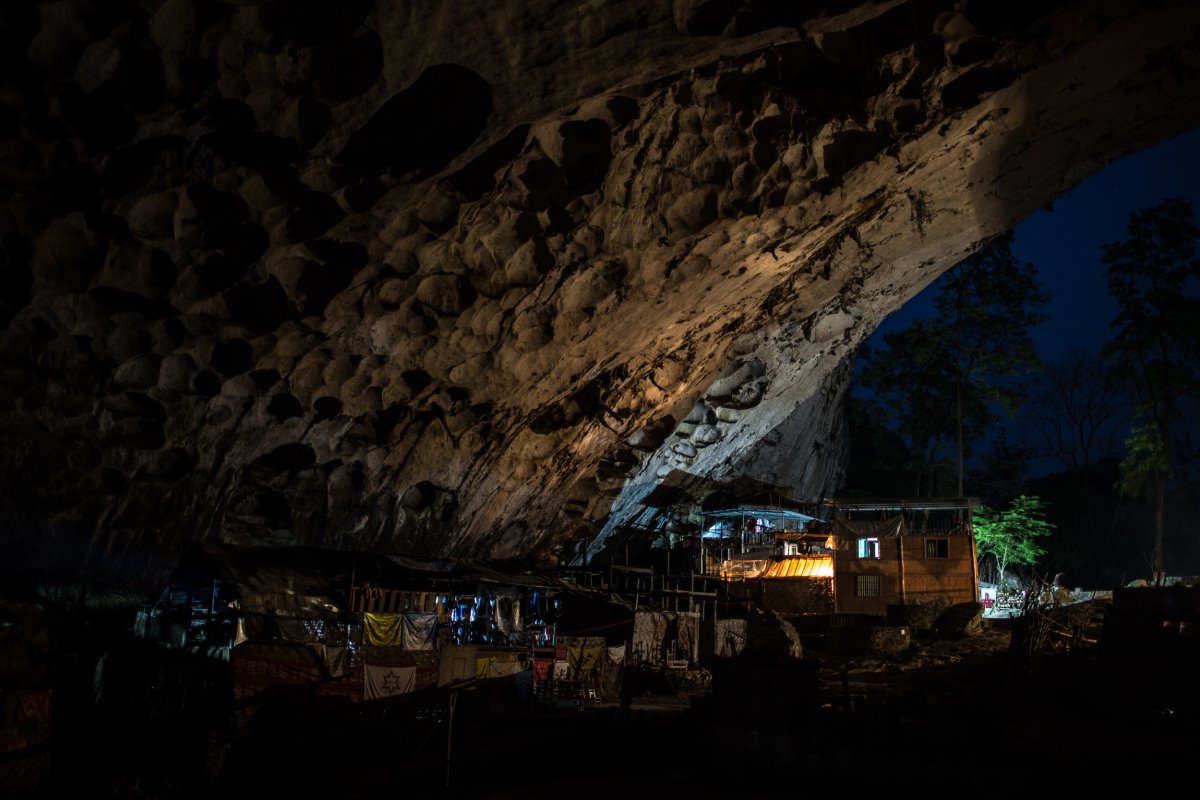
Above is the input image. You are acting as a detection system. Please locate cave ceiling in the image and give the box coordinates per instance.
[2,0,1199,585]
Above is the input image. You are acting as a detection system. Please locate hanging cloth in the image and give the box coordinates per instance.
[363,613,403,646]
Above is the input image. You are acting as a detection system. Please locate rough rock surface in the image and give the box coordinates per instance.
[1,1,1199,585]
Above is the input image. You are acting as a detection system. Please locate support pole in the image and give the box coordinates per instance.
[445,688,458,789]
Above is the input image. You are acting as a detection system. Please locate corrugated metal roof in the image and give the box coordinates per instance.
[759,555,834,579]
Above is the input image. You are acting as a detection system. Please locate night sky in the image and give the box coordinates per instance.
[856,128,1200,479]
[869,127,1200,362]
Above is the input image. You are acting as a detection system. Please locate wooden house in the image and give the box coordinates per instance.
[716,498,979,619]
[830,498,979,617]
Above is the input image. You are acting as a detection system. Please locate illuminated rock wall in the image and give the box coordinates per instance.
[2,0,1198,583]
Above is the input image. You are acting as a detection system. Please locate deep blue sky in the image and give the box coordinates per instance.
[870,127,1200,361]
[857,128,1200,478]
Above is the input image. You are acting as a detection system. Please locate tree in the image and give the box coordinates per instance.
[968,432,1034,508]
[1023,347,1131,539]
[934,232,1049,494]
[974,495,1054,590]
[1027,347,1129,472]
[856,231,1048,495]
[856,325,960,496]
[841,392,921,496]
[1101,198,1200,576]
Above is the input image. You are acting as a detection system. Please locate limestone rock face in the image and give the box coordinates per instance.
[2,1,1199,585]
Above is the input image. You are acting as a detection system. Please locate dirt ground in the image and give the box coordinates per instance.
[12,617,1200,798]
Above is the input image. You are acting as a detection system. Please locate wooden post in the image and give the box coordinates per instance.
[445,688,458,789]
[969,518,980,603]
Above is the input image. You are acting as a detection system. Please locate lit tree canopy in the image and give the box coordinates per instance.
[974,495,1054,590]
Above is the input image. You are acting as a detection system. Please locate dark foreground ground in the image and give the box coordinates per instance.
[6,620,1200,798]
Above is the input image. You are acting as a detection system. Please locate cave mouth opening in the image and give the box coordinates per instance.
[846,126,1200,489]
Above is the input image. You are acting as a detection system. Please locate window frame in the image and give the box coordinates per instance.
[855,574,881,597]
[856,536,881,559]
[924,537,949,559]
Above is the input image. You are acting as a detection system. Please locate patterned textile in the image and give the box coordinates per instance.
[401,612,437,650]
[363,664,415,699]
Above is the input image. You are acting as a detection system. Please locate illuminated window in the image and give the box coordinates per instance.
[856,537,880,559]
[855,575,880,597]
[925,538,949,559]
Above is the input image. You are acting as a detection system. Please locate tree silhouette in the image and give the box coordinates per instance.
[1027,347,1129,472]
[1102,198,1200,576]
[857,231,1048,496]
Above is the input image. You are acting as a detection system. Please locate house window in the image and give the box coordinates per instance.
[925,538,949,559]
[856,537,880,559]
[855,575,880,597]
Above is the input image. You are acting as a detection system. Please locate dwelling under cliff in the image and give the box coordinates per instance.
[718,498,979,619]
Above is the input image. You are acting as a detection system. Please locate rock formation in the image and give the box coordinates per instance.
[1,0,1198,586]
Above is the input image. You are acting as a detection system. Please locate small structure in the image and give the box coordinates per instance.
[701,506,822,577]
[828,498,980,617]
[708,504,836,616]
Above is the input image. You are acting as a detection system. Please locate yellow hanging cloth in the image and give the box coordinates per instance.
[363,613,403,646]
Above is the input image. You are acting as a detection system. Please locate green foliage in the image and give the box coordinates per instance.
[1116,425,1172,501]
[974,495,1054,586]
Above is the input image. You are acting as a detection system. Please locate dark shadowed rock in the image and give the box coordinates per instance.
[0,0,1197,587]
[936,602,985,638]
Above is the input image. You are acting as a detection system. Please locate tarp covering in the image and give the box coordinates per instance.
[567,645,604,678]
[235,594,339,617]
[771,531,830,541]
[834,516,906,538]
[759,554,834,579]
[231,642,328,701]
[714,618,747,657]
[632,611,699,665]
[703,507,817,524]
[401,612,437,650]
[238,615,326,643]
[478,653,525,679]
[363,613,403,646]
[1,689,52,755]
[383,555,571,590]
[604,649,624,699]
[718,559,769,580]
[493,591,522,634]
[170,542,569,618]
[312,644,349,678]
